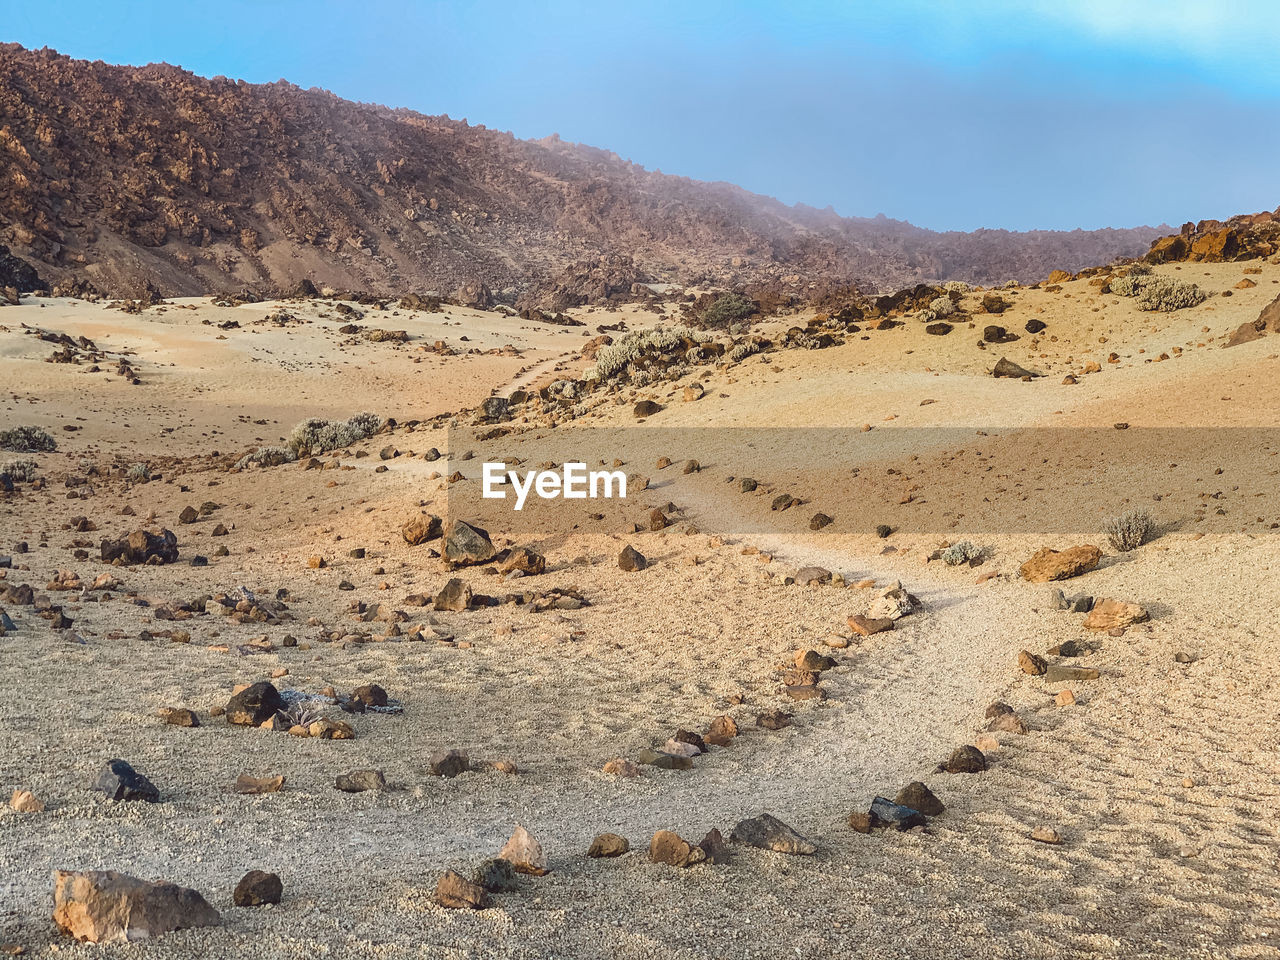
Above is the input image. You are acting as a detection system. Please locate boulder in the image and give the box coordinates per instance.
[1082,598,1149,631]
[97,759,160,803]
[1019,545,1101,583]
[649,830,706,867]
[100,529,178,565]
[869,797,927,830]
[52,870,220,943]
[587,834,630,858]
[992,357,1040,379]
[430,749,470,778]
[401,513,442,545]
[435,870,490,910]
[334,769,385,793]
[232,871,282,907]
[729,813,816,855]
[434,578,472,612]
[473,858,520,893]
[498,824,548,875]
[633,400,662,418]
[1225,321,1264,347]
[894,781,945,816]
[1259,293,1280,334]
[940,745,988,774]
[443,520,495,566]
[1018,650,1048,675]
[618,545,646,572]
[224,682,284,726]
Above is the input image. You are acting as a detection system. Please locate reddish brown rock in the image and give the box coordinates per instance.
[1019,545,1101,583]
[52,870,220,943]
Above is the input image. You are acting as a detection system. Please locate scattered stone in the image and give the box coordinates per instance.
[1019,545,1102,583]
[697,828,729,864]
[756,710,792,730]
[1044,664,1100,682]
[224,681,284,726]
[498,824,548,875]
[1018,649,1047,675]
[1082,598,1149,631]
[636,748,693,770]
[435,870,490,910]
[649,830,706,867]
[232,871,282,907]
[587,834,630,858]
[1054,689,1076,707]
[401,513,442,545]
[9,789,43,813]
[988,712,1029,734]
[730,813,816,855]
[434,578,472,612]
[705,715,739,747]
[992,357,1040,379]
[97,759,160,803]
[940,745,987,774]
[618,544,646,572]
[502,546,546,575]
[233,774,284,795]
[869,797,927,830]
[795,649,837,672]
[867,585,915,620]
[848,614,894,636]
[894,781,944,816]
[474,857,520,893]
[847,812,874,834]
[99,529,178,566]
[809,513,834,531]
[158,707,199,727]
[601,757,640,777]
[795,565,831,585]
[178,506,199,524]
[985,701,1014,719]
[430,749,470,778]
[52,870,220,943]
[633,400,662,418]
[1031,826,1063,845]
[334,769,385,793]
[443,520,495,566]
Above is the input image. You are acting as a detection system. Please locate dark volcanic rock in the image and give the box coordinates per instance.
[224,681,284,726]
[232,870,282,907]
[97,759,160,802]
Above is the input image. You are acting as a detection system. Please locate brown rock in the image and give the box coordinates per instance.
[9,788,43,813]
[1054,689,1076,707]
[52,870,220,943]
[704,714,738,747]
[618,544,646,572]
[233,774,284,795]
[941,745,988,773]
[433,578,472,612]
[601,757,640,777]
[158,707,199,728]
[987,712,1029,735]
[1082,598,1148,631]
[498,824,548,875]
[1031,826,1063,845]
[1018,650,1048,675]
[401,513,442,545]
[847,812,874,834]
[435,869,490,910]
[232,870,282,906]
[895,781,945,816]
[648,830,706,867]
[587,834,630,858]
[699,827,731,864]
[847,614,894,636]
[1019,545,1101,583]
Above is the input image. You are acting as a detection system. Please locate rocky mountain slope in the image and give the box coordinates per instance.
[0,44,1169,301]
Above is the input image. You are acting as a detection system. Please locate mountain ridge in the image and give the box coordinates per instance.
[0,44,1169,302]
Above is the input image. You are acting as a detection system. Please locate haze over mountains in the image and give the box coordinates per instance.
[0,44,1169,301]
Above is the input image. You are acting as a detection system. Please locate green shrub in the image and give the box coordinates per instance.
[587,326,707,381]
[286,412,383,455]
[0,426,57,452]
[126,462,151,482]
[700,293,757,328]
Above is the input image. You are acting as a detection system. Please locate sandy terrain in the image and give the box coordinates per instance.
[3,263,1280,959]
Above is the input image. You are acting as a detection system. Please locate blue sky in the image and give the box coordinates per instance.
[5,1,1279,231]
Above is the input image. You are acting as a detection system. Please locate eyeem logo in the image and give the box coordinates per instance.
[482,462,628,510]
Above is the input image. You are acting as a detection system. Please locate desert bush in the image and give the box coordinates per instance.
[235,446,299,469]
[700,293,757,329]
[587,326,708,381]
[929,296,956,317]
[941,540,983,565]
[126,462,151,482]
[2,458,40,482]
[287,412,383,455]
[1104,508,1154,551]
[942,281,971,294]
[0,425,57,452]
[1110,269,1206,311]
[728,339,761,362]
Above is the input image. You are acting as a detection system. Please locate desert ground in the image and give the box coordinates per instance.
[4,261,1280,959]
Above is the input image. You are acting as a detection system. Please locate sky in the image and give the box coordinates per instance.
[4,0,1279,232]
